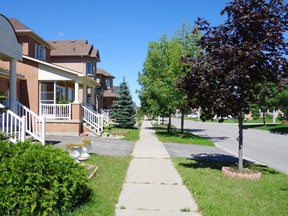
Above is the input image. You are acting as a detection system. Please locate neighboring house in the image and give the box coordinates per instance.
[49,40,101,110]
[0,16,106,140]
[96,68,119,111]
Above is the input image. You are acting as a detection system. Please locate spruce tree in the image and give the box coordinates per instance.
[112,79,136,128]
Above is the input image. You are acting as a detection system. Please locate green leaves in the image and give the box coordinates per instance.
[0,141,90,215]
[138,22,202,117]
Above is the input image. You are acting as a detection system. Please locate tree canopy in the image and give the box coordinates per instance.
[138,22,201,131]
[180,0,288,170]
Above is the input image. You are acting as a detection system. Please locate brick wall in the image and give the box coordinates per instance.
[46,121,82,135]
[0,77,9,95]
[18,35,51,63]
[71,103,82,120]
[17,58,39,113]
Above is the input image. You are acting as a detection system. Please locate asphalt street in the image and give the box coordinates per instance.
[171,118,288,173]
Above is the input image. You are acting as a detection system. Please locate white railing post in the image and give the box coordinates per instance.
[41,115,46,145]
[39,102,42,116]
[69,103,72,120]
[100,114,103,128]
[21,116,26,142]
[82,104,103,133]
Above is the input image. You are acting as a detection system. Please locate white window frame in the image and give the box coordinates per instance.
[87,61,93,75]
[106,79,111,89]
[35,44,46,61]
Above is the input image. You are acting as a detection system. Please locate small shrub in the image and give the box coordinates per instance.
[0,140,91,215]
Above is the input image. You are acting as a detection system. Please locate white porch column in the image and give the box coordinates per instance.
[9,59,17,112]
[91,87,95,105]
[74,81,79,103]
[83,84,87,104]
[53,81,57,103]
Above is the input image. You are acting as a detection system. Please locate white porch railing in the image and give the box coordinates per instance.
[0,103,26,143]
[82,104,103,133]
[16,101,45,145]
[40,103,71,120]
[101,109,110,125]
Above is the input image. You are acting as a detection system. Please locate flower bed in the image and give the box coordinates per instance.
[222,166,262,179]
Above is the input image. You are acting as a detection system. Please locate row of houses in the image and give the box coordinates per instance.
[0,14,119,144]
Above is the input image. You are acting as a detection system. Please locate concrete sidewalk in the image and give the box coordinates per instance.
[115,120,201,216]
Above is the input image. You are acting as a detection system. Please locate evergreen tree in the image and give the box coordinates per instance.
[112,79,136,128]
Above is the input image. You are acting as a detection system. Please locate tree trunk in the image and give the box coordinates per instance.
[263,111,266,126]
[161,116,164,125]
[238,111,244,171]
[168,113,171,133]
[180,107,185,134]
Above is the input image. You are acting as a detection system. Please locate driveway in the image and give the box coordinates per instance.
[46,135,135,156]
[171,118,288,173]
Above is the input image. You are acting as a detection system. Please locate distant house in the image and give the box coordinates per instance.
[0,16,109,141]
[96,68,119,111]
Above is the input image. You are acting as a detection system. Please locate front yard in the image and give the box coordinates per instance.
[152,122,288,215]
[67,154,131,216]
[174,158,288,216]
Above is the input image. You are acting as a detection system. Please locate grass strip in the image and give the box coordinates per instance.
[67,154,131,216]
[173,158,288,216]
[245,124,288,135]
[154,125,214,146]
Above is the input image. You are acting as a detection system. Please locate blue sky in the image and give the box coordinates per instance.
[2,0,286,106]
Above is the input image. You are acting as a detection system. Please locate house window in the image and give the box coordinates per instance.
[56,85,66,103]
[87,61,93,75]
[35,44,46,61]
[40,82,54,104]
[67,87,74,102]
[87,95,91,104]
[106,79,111,89]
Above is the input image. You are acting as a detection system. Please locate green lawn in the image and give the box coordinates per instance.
[153,124,214,146]
[173,158,288,216]
[67,154,131,216]
[245,124,288,135]
[184,116,282,124]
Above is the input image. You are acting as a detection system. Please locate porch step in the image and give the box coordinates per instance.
[83,123,102,137]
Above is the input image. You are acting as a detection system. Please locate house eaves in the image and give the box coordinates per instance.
[17,31,54,50]
[23,55,100,88]
[9,18,54,50]
[0,68,25,80]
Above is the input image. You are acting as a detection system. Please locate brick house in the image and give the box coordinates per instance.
[0,16,108,140]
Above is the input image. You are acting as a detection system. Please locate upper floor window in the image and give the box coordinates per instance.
[87,61,94,75]
[35,44,46,61]
[106,79,111,89]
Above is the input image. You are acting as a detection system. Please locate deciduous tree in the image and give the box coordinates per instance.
[180,0,288,170]
[138,22,201,132]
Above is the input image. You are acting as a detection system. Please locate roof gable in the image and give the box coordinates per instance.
[97,68,115,78]
[8,18,53,49]
[49,40,100,61]
[8,18,31,31]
